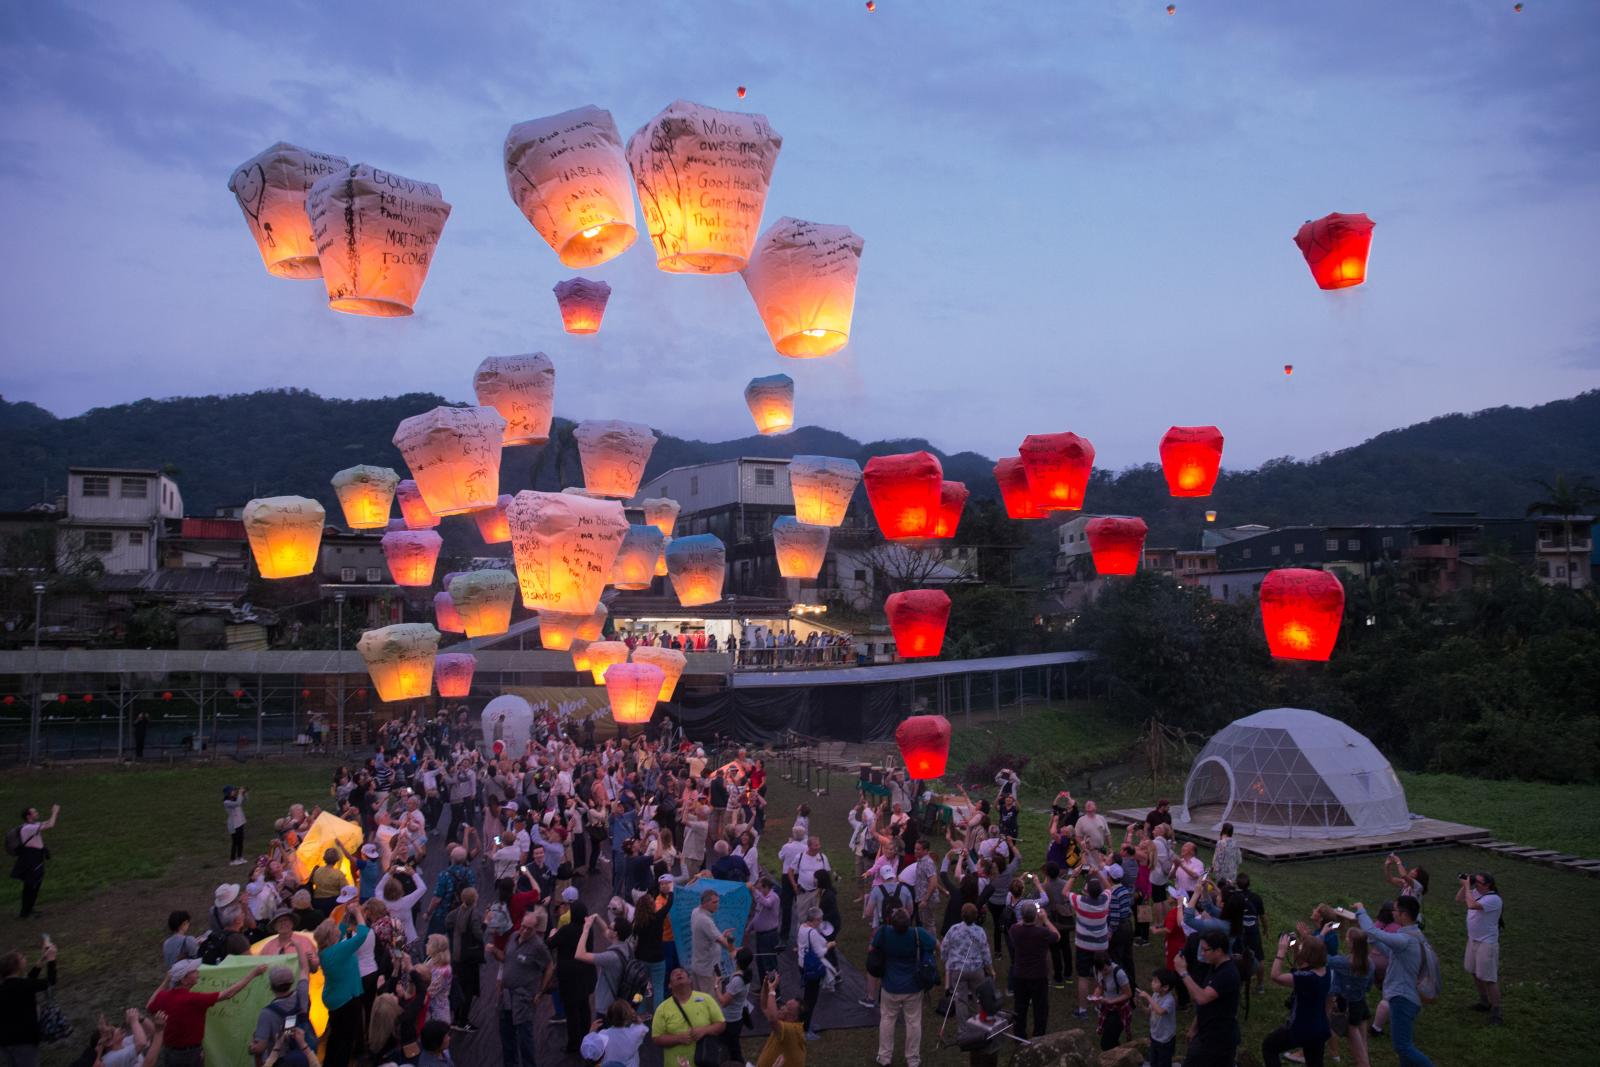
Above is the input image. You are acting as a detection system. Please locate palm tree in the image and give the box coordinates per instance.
[1526,474,1600,589]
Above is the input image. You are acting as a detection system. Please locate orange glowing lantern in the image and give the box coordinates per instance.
[578,605,609,642]
[931,481,969,540]
[1158,426,1224,498]
[227,142,348,279]
[396,480,440,529]
[1085,516,1148,576]
[504,106,637,268]
[1293,212,1375,290]
[381,529,443,586]
[433,591,464,634]
[1206,510,1218,523]
[863,452,943,540]
[626,100,783,273]
[994,457,1045,520]
[741,217,864,358]
[305,165,451,316]
[605,662,665,724]
[243,496,325,579]
[587,640,630,685]
[474,495,513,544]
[330,465,399,530]
[447,570,518,639]
[631,646,687,701]
[1260,568,1345,662]
[569,639,592,675]
[789,456,861,527]
[538,611,581,651]
[394,406,507,517]
[1284,364,1294,376]
[866,0,876,9]
[552,277,612,334]
[885,589,951,659]
[435,653,477,698]
[772,517,830,580]
[744,374,795,435]
[1018,432,1095,512]
[895,714,952,779]
[356,624,438,701]
[643,498,681,538]
[507,491,630,613]
[665,534,727,607]
[575,420,657,498]
[613,525,666,590]
[474,355,556,447]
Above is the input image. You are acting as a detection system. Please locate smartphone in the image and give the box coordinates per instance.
[283,1014,298,1029]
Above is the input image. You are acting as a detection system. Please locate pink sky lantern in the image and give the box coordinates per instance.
[631,646,687,701]
[435,653,477,698]
[553,277,613,334]
[305,165,451,316]
[740,216,864,357]
[227,141,348,279]
[474,355,556,447]
[396,480,440,529]
[433,591,464,634]
[381,529,442,586]
[606,662,666,725]
[392,406,507,516]
[504,106,637,268]
[474,494,513,544]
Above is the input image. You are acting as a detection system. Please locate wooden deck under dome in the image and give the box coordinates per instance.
[1109,807,1491,863]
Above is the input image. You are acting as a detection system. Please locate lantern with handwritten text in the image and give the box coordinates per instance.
[1085,516,1148,576]
[895,714,952,779]
[789,456,861,527]
[994,457,1045,520]
[772,517,830,580]
[306,164,451,316]
[631,646,687,702]
[474,495,513,544]
[553,278,612,334]
[330,465,399,530]
[538,611,581,651]
[507,491,630,613]
[1159,426,1224,498]
[1260,568,1345,662]
[605,662,665,725]
[740,217,864,357]
[744,374,795,434]
[864,452,943,540]
[382,529,443,587]
[228,142,348,279]
[643,498,681,539]
[575,420,656,498]
[435,653,477,698]
[433,591,464,634]
[474,355,556,446]
[1019,432,1095,512]
[931,481,969,540]
[243,496,325,579]
[446,570,517,639]
[587,641,630,685]
[396,480,440,530]
[504,106,637,268]
[393,406,507,517]
[1294,212,1375,290]
[613,525,666,590]
[885,589,951,659]
[665,534,727,607]
[356,623,439,702]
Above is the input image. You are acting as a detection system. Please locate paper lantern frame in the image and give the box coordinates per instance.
[613,525,666,591]
[586,640,630,686]
[605,662,666,725]
[575,420,657,499]
[504,105,638,268]
[643,498,681,538]
[435,653,477,698]
[1294,212,1375,290]
[506,491,630,613]
[994,457,1045,520]
[744,374,795,435]
[381,529,443,587]
[330,465,399,530]
[665,534,727,607]
[1159,426,1224,498]
[631,645,687,701]
[474,494,514,544]
[1018,432,1095,512]
[772,517,830,580]
[228,141,348,279]
[356,623,439,702]
[1085,516,1149,576]
[448,570,518,639]
[396,480,440,529]
[931,481,969,540]
[895,714,953,779]
[552,277,613,334]
[474,355,556,447]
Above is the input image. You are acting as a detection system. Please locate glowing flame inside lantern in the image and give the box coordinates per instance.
[587,641,629,686]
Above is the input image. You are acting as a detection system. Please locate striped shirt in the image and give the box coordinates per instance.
[1107,883,1133,932]
[1071,892,1111,952]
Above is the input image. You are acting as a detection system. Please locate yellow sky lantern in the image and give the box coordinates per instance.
[655,538,671,576]
[574,420,657,498]
[576,604,609,642]
[744,374,795,434]
[772,516,830,579]
[613,525,665,590]
[474,494,513,544]
[631,645,687,701]
[665,534,726,607]
[305,164,451,316]
[447,570,518,639]
[473,354,556,447]
[586,640,629,685]
[227,142,348,279]
[569,638,592,674]
[552,277,613,334]
[243,496,325,579]
[381,529,443,587]
[788,455,861,527]
[504,106,638,268]
[538,610,582,651]
[393,405,507,517]
[643,498,681,539]
[605,662,665,724]
[506,491,629,613]
[435,652,477,698]
[330,465,399,530]
[740,217,864,358]
[356,623,439,702]
[396,479,440,529]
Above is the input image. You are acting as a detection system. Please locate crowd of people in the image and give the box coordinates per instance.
[609,626,856,670]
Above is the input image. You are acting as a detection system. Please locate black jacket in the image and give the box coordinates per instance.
[0,961,56,1045]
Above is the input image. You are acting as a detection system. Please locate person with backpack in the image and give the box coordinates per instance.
[1354,896,1436,1067]
[1089,949,1133,1050]
[249,966,315,1067]
[871,906,937,1067]
[861,863,911,1009]
[8,804,59,919]
[575,911,642,1020]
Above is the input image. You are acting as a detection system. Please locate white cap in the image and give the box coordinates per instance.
[169,959,202,982]
[336,884,360,904]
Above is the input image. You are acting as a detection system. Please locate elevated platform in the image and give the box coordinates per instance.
[1109,807,1491,863]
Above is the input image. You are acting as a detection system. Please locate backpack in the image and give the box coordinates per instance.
[3,825,21,856]
[615,955,654,1012]
[876,882,909,921]
[197,929,231,966]
[1413,929,1443,1004]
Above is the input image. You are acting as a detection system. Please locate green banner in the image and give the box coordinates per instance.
[195,953,297,1067]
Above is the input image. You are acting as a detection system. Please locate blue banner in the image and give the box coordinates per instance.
[669,878,752,974]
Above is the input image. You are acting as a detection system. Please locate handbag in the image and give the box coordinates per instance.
[669,995,722,1067]
[802,929,828,982]
[913,929,938,992]
[38,989,73,1043]
[1329,997,1351,1037]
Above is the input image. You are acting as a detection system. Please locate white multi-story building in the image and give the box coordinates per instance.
[59,466,183,574]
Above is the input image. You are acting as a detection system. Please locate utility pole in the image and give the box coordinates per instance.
[29,581,46,764]
[335,591,347,755]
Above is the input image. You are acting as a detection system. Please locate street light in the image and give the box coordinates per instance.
[334,591,347,755]
[30,581,45,765]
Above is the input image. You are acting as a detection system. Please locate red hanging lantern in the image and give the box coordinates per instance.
[1018,432,1095,512]
[1260,568,1345,662]
[895,714,952,779]
[930,481,968,539]
[1158,426,1224,497]
[885,588,951,659]
[299,688,311,699]
[57,694,68,704]
[994,457,1044,520]
[863,451,943,540]
[2,695,13,705]
[1085,516,1149,576]
[1294,212,1375,290]
[354,687,367,699]
[232,689,245,699]
[163,691,174,701]
[82,694,94,703]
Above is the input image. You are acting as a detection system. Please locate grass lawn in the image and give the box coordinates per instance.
[943,700,1142,790]
[1397,772,1600,857]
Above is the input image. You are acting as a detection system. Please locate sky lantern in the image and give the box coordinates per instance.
[552,277,612,334]
[393,406,507,517]
[613,525,666,590]
[931,481,969,539]
[330,465,399,530]
[504,105,637,268]
[396,480,440,529]
[433,591,464,634]
[447,570,518,639]
[866,0,876,10]
[1206,510,1218,523]
[305,164,451,316]
[1260,568,1346,662]
[1018,432,1095,512]
[772,516,830,580]
[789,456,861,527]
[643,498,681,538]
[586,640,630,685]
[537,610,583,651]
[1085,516,1148,576]
[434,652,477,698]
[1293,212,1376,290]
[655,541,671,577]
[1284,364,1294,376]
[474,494,513,544]
[356,623,439,701]
[474,354,556,447]
[993,457,1045,520]
[1158,425,1224,497]
[740,217,864,357]
[227,142,348,279]
[569,639,592,675]
[665,534,727,607]
[605,662,665,725]
[242,496,325,579]
[626,99,783,274]
[631,646,687,701]
[863,451,943,540]
[895,714,952,779]
[577,605,609,643]
[507,490,630,613]
[886,589,952,658]
[744,374,796,434]
[381,529,443,586]
[575,420,657,498]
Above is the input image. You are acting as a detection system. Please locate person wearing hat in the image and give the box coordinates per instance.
[329,884,360,927]
[1008,899,1061,1038]
[353,843,383,903]
[249,965,313,1066]
[146,957,268,1066]
[210,884,243,936]
[262,908,319,978]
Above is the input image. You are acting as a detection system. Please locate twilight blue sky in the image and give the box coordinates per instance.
[2,1,1597,469]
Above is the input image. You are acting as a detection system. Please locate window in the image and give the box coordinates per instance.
[341,567,356,582]
[1293,543,1304,554]
[83,530,114,552]
[690,475,699,496]
[128,531,145,546]
[1270,545,1280,556]
[753,467,775,487]
[366,567,382,582]
[1347,538,1360,551]
[1538,560,1550,577]
[82,476,110,497]
[1556,564,1567,579]
[853,569,867,582]
[1324,538,1338,552]
[120,477,148,499]
[1382,536,1394,549]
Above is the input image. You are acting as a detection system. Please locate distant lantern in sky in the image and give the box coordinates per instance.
[474,494,514,544]
[433,591,464,634]
[1293,212,1376,290]
[863,451,944,540]
[931,481,969,540]
[632,645,687,701]
[381,529,443,587]
[1284,364,1294,376]
[736,85,747,99]
[740,217,864,358]
[744,374,796,435]
[1018,432,1095,512]
[613,525,666,590]
[1086,516,1148,576]
[504,105,637,268]
[895,715,952,779]
[305,164,451,316]
[330,464,399,530]
[789,456,861,527]
[552,277,612,334]
[473,354,556,447]
[227,142,348,279]
[393,406,507,517]
[396,480,440,529]
[885,589,952,659]
[994,457,1045,520]
[626,99,783,273]
[1158,426,1224,498]
[665,534,727,607]
[586,640,630,685]
[1167,3,1176,13]
[574,420,657,498]
[866,0,876,10]
[772,517,830,580]
[243,496,325,579]
[1260,567,1346,662]
[434,653,477,698]
[448,570,517,638]
[356,623,439,702]
[643,498,681,539]
[606,662,665,724]
[507,491,630,613]
[1205,510,1218,523]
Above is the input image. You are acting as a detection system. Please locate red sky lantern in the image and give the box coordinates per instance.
[1260,568,1346,662]
[885,588,951,658]
[931,481,969,539]
[57,694,67,704]
[993,457,1045,520]
[2,695,13,705]
[863,451,943,540]
[82,694,94,703]
[895,714,952,779]
[736,86,747,99]
[552,277,612,335]
[1158,425,1224,497]
[1294,212,1375,290]
[866,1,875,10]
[232,689,244,699]
[434,591,465,634]
[1018,432,1095,512]
[162,691,174,701]
[299,689,311,699]
[1086,516,1149,576]
[1284,364,1294,376]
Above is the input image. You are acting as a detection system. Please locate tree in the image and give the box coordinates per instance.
[1526,473,1600,589]
[851,540,971,596]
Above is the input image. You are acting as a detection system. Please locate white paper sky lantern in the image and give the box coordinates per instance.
[744,374,795,435]
[613,525,665,590]
[506,491,629,613]
[665,533,726,607]
[243,496,325,579]
[553,278,613,335]
[576,603,609,643]
[643,498,681,539]
[228,141,348,279]
[538,610,583,651]
[788,456,861,527]
[655,539,670,577]
[473,355,556,447]
[435,652,477,698]
[772,516,830,580]
[448,570,518,639]
[434,591,464,634]
[574,420,656,498]
[393,406,508,516]
[330,464,399,530]
[741,217,864,358]
[587,640,629,685]
[504,105,638,268]
[474,494,513,544]
[396,480,440,529]
[306,164,451,316]
[631,645,687,702]
[356,623,439,702]
[381,529,443,587]
[626,99,783,274]
[605,662,665,724]
[569,638,592,675]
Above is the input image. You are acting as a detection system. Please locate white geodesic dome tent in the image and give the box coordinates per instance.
[1178,708,1410,839]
